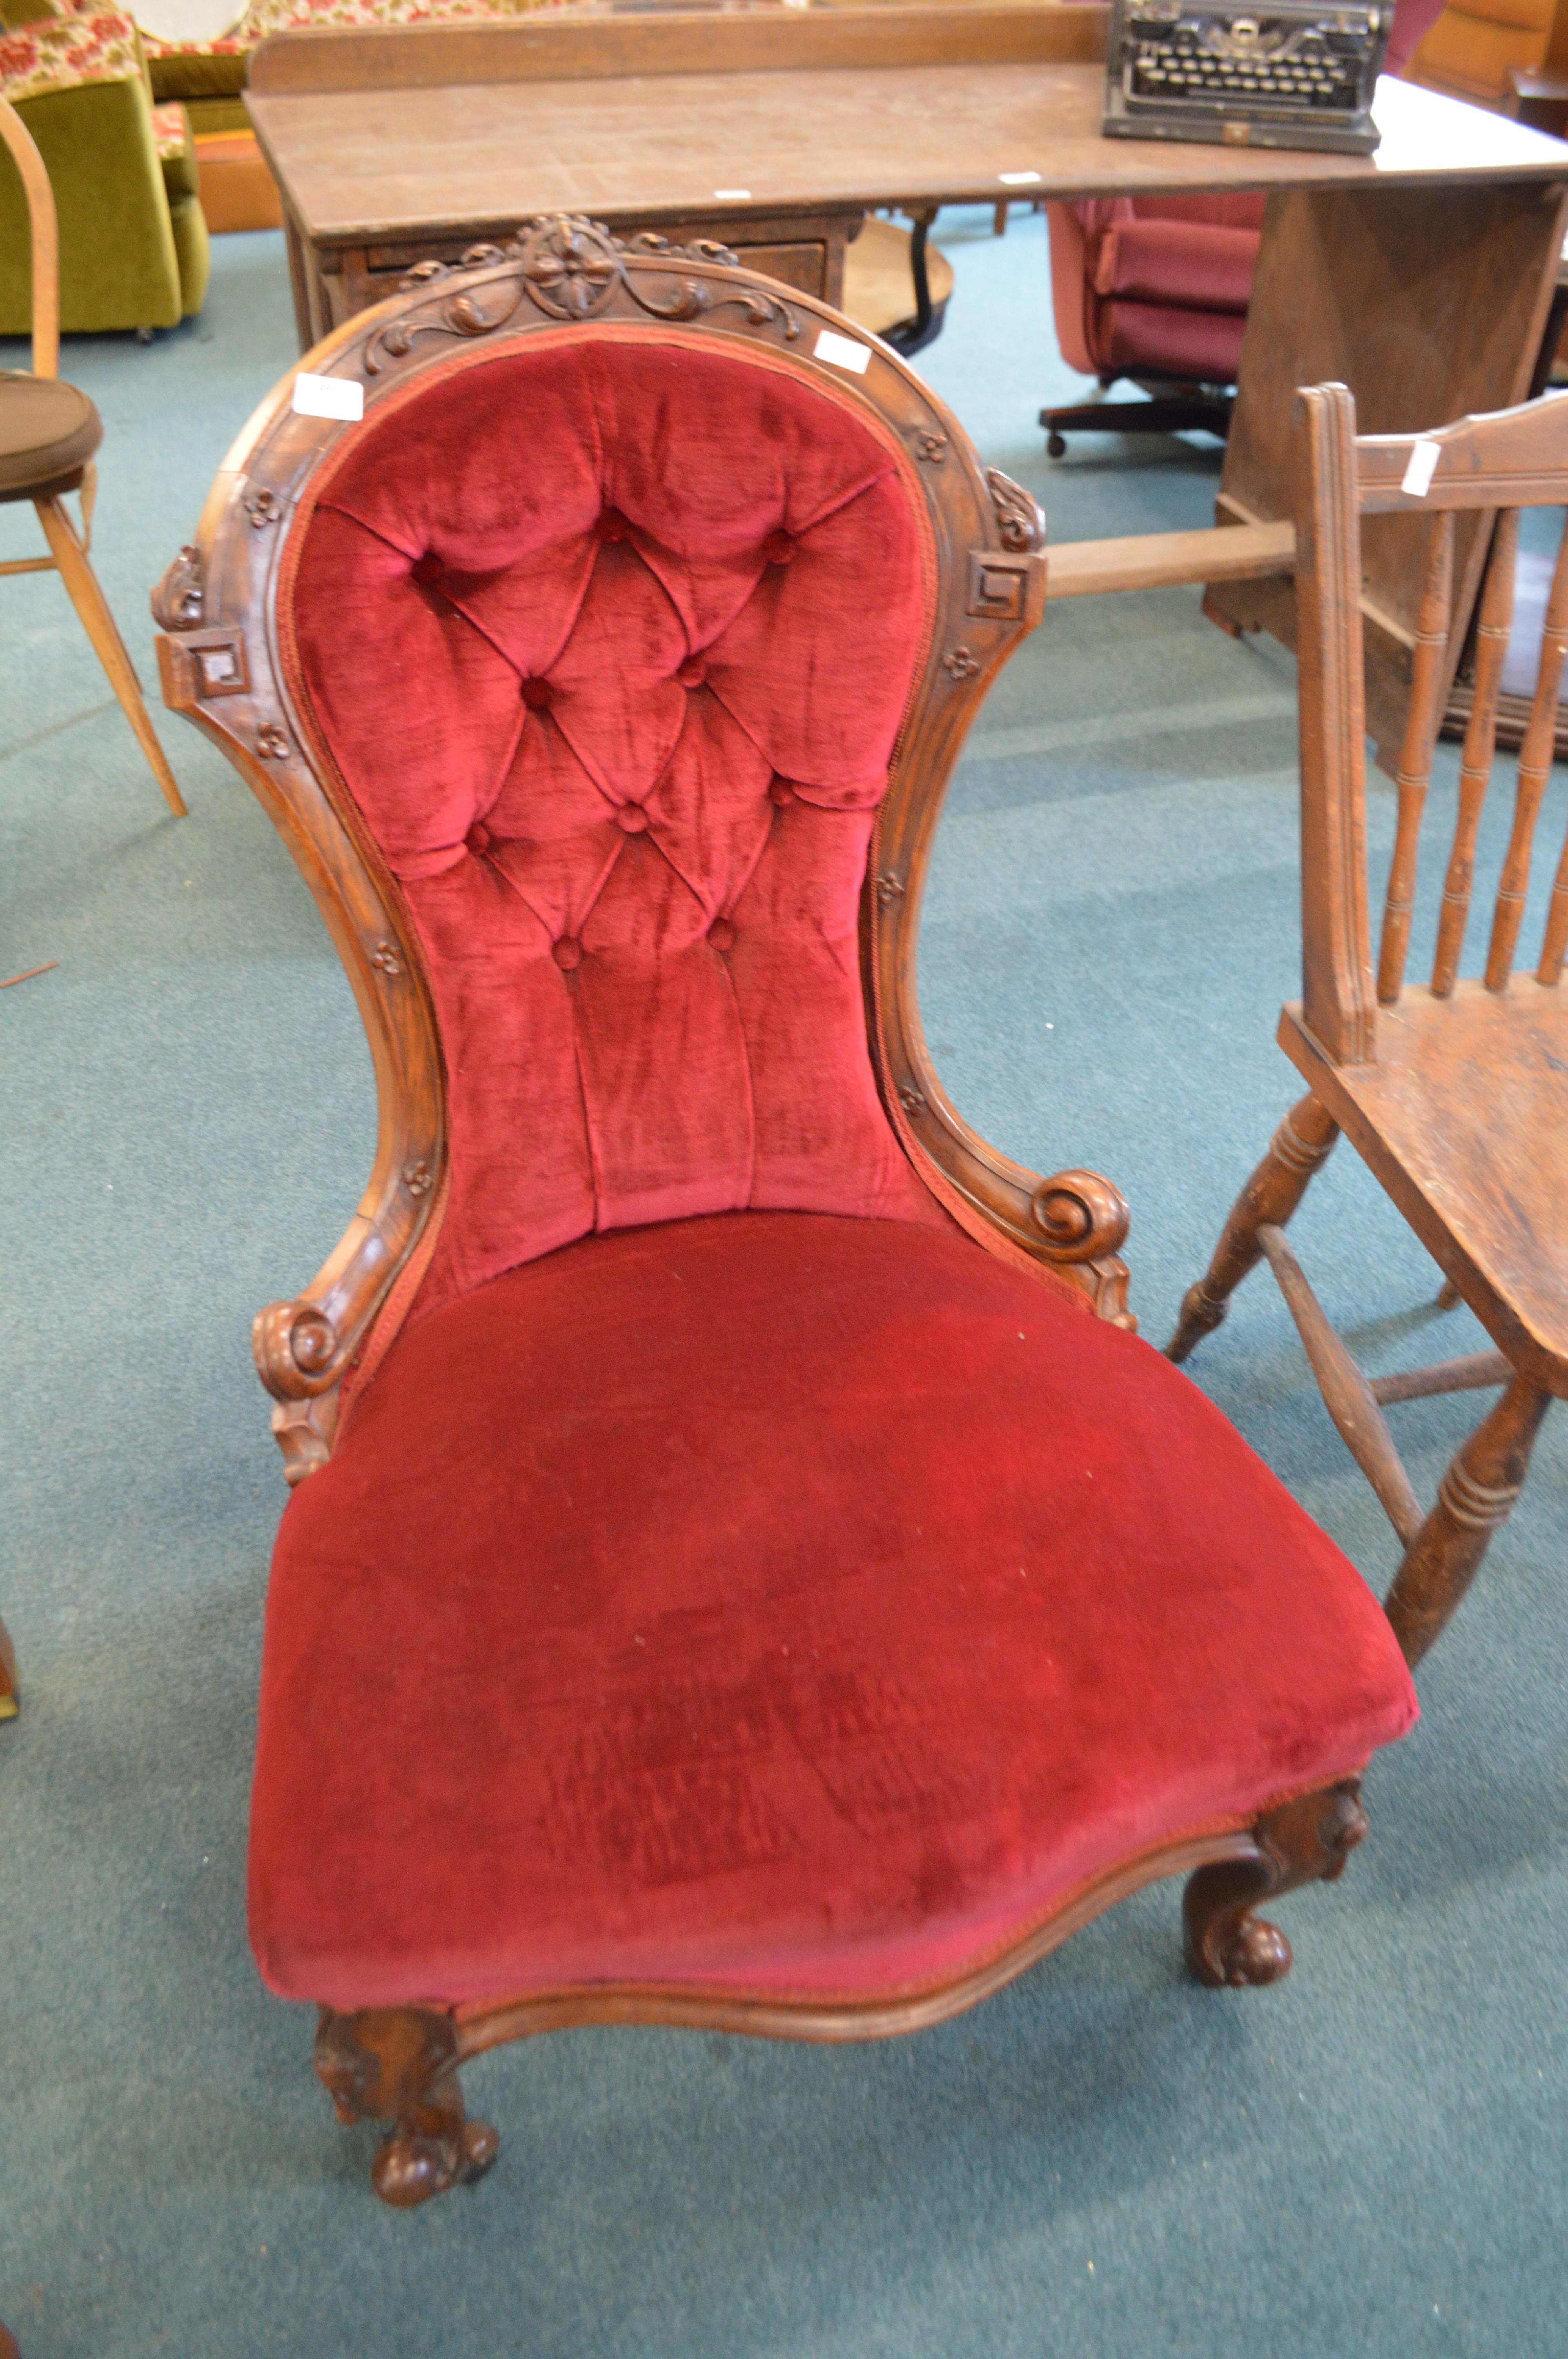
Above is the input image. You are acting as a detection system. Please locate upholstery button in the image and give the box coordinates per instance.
[767,778,796,807]
[615,803,649,834]
[764,530,797,565]
[708,918,736,952]
[411,552,445,585]
[520,677,554,711]
[465,820,492,855]
[677,656,707,689]
[551,936,583,971]
[595,507,631,543]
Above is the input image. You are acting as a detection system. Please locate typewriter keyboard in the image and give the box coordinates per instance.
[1130,25,1362,108]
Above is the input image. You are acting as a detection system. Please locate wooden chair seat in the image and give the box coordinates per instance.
[1284,982,1568,1385]
[0,369,100,501]
[840,214,954,346]
[0,95,184,812]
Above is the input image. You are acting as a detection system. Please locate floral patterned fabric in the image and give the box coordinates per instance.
[149,92,185,149]
[0,7,142,101]
[138,0,566,61]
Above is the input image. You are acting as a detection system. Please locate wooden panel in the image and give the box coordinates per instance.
[247,3,1113,94]
[1209,174,1568,757]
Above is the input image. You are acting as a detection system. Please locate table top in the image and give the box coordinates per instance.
[247,9,1568,249]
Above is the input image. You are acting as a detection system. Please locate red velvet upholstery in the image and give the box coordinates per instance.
[249,1212,1417,2012]
[1047,194,1265,387]
[280,334,936,1334]
[1089,216,1261,312]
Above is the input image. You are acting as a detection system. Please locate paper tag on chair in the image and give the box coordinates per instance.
[813,328,871,375]
[1401,438,1441,498]
[292,372,365,423]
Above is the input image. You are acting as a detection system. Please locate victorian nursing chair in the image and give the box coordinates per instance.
[154,220,1415,2208]
[1169,382,1568,1668]
[0,95,185,813]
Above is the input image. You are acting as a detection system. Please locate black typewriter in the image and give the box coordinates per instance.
[1103,0,1391,154]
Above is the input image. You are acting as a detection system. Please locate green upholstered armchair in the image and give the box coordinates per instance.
[0,4,208,335]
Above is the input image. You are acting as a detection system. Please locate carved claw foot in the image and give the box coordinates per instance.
[314,2005,498,2209]
[372,2115,499,2209]
[1183,1779,1368,1990]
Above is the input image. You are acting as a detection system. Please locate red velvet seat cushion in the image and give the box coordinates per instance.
[249,1212,1416,2013]
[1088,219,1261,314]
[1097,299,1249,386]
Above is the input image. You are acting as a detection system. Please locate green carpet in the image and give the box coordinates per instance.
[2,210,1564,2359]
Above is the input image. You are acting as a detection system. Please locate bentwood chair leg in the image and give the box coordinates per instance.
[1166,1093,1339,1363]
[33,493,187,817]
[0,1609,17,1721]
[1384,1373,1552,1667]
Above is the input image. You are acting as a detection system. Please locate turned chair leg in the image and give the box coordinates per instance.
[1384,1372,1553,1667]
[33,493,187,818]
[0,1610,16,1722]
[1167,1093,1339,1363]
[314,2006,498,2208]
[1184,1779,1368,1987]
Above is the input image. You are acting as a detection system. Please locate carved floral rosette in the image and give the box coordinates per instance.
[365,214,802,379]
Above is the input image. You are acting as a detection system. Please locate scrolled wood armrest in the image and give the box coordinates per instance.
[253,1295,361,1486]
[1029,1169,1130,1265]
[253,1297,342,1399]
[250,1198,415,1482]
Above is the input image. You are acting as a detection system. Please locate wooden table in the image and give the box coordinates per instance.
[247,4,1568,756]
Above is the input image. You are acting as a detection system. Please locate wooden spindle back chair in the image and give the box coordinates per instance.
[0,96,184,816]
[1170,381,1568,1668]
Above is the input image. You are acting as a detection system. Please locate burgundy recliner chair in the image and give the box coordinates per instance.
[1040,0,1448,455]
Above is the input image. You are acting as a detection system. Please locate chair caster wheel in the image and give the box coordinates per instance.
[1045,430,1067,458]
[135,326,154,345]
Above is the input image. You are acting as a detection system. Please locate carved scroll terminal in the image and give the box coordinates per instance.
[151,544,203,630]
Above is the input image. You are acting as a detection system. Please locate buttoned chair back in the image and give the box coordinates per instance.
[158,216,1122,1473]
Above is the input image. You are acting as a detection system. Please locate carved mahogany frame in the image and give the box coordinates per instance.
[155,216,1130,1481]
[154,224,1370,2206]
[313,1776,1368,2207]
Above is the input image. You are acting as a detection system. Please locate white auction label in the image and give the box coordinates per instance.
[292,372,365,422]
[1401,437,1441,498]
[998,170,1043,185]
[813,327,871,375]
[713,188,752,200]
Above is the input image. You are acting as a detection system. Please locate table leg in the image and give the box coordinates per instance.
[1208,178,1568,763]
[283,207,317,355]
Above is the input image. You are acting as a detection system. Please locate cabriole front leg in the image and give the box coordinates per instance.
[313,2006,498,2208]
[1183,1779,1368,1988]
[1166,1093,1339,1363]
